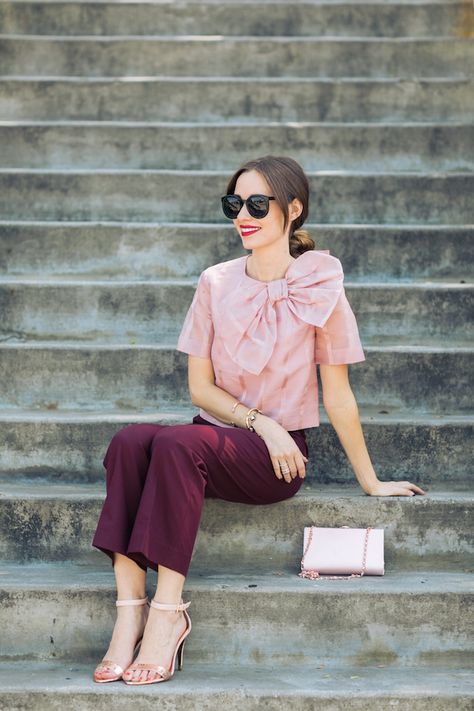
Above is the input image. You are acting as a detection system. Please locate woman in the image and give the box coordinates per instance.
[91,155,426,686]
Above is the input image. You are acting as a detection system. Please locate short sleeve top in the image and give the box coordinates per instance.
[176,249,365,431]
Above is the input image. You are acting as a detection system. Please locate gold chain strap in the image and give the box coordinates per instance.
[298,525,373,581]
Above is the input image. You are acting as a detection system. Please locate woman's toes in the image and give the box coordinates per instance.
[95,667,112,681]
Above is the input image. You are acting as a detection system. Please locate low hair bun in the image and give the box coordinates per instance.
[289,227,316,257]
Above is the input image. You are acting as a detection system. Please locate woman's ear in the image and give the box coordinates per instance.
[289,197,303,221]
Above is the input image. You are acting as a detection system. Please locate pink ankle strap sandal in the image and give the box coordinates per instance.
[123,597,192,685]
[93,596,150,683]
[150,598,191,612]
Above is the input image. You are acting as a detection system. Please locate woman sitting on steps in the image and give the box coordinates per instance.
[91,154,426,686]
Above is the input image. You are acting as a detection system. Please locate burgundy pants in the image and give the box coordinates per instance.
[92,414,308,577]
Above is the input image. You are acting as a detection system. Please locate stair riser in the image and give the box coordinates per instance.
[1,173,473,223]
[2,224,473,282]
[0,690,471,711]
[1,283,472,345]
[0,588,471,666]
[0,496,472,568]
[0,348,471,411]
[0,2,467,38]
[1,37,473,78]
[3,79,472,122]
[1,418,471,483]
[2,124,474,172]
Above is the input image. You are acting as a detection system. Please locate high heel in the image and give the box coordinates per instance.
[93,596,150,683]
[123,598,192,685]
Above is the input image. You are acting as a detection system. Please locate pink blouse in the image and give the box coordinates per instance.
[176,249,366,431]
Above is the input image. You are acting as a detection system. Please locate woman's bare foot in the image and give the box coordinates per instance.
[122,604,188,682]
[94,603,149,681]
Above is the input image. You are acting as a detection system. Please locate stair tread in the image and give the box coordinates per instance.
[0,479,470,499]
[1,275,472,287]
[1,560,473,592]
[1,341,473,352]
[2,167,472,176]
[1,119,473,127]
[3,33,470,42]
[1,219,472,227]
[0,659,472,698]
[0,404,472,423]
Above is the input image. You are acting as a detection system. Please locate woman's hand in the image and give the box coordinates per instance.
[253,416,308,483]
[367,480,427,497]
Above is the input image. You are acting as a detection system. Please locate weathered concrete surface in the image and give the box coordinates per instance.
[0,660,472,710]
[1,170,473,223]
[1,409,472,483]
[2,658,474,709]
[0,482,472,569]
[0,344,472,412]
[0,279,472,344]
[0,566,473,665]
[1,222,472,282]
[2,78,473,122]
[1,36,473,78]
[0,1,468,38]
[2,122,474,172]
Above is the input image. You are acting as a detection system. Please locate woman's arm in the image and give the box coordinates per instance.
[187,355,308,483]
[187,353,260,429]
[319,363,426,497]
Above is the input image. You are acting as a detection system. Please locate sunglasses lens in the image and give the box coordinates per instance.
[248,195,269,218]
[222,195,242,219]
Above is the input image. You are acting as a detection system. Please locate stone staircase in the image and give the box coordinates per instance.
[0,0,473,707]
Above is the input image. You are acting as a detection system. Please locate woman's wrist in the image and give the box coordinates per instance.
[230,402,269,434]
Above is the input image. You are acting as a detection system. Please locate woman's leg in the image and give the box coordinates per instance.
[94,552,149,681]
[123,562,187,682]
[92,422,169,680]
[120,416,308,682]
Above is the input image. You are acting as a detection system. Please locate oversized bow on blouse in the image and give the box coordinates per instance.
[216,249,345,375]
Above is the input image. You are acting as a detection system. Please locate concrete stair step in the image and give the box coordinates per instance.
[3,77,472,122]
[0,660,472,710]
[1,563,472,665]
[0,342,472,412]
[0,278,472,345]
[2,222,472,282]
[1,406,472,483]
[0,480,472,569]
[1,35,472,78]
[1,0,469,38]
[1,169,473,223]
[1,121,473,172]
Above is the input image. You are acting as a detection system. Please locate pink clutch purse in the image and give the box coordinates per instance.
[298,525,384,580]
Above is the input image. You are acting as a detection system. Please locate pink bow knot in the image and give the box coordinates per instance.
[216,250,344,375]
[267,279,288,304]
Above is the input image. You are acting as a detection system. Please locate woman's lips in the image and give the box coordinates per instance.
[240,227,261,236]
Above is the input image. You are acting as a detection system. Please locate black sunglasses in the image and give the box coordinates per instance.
[221,194,276,219]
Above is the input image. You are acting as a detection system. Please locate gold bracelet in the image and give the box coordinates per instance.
[230,400,243,427]
[245,407,262,432]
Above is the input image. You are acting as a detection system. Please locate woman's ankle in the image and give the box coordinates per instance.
[113,552,147,599]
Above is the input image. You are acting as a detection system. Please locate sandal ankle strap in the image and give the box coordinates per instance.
[116,596,149,607]
[150,598,191,612]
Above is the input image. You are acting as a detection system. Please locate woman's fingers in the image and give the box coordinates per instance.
[270,456,284,481]
[370,480,427,496]
[294,452,306,479]
[395,481,426,495]
[271,451,306,482]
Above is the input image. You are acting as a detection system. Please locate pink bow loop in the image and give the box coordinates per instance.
[217,250,344,375]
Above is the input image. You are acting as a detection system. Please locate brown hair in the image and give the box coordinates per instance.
[224,155,315,257]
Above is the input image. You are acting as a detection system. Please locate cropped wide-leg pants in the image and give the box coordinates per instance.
[91,414,308,578]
